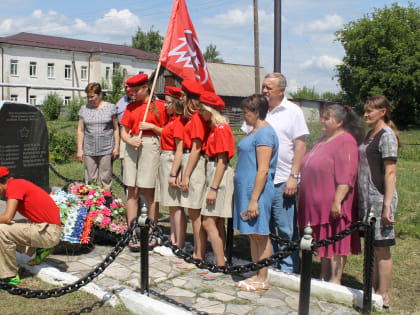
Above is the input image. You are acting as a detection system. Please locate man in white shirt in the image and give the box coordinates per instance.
[262,73,309,273]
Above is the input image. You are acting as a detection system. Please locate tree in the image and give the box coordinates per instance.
[335,3,420,127]
[290,86,320,99]
[131,26,163,55]
[102,66,128,104]
[203,44,224,63]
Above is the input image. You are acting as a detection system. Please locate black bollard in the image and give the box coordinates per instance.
[298,223,313,315]
[363,213,376,314]
[226,218,234,266]
[137,201,149,295]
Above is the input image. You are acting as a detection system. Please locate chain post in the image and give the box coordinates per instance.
[363,210,376,314]
[298,222,313,315]
[138,200,149,295]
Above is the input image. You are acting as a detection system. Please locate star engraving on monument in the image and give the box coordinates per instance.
[20,126,30,138]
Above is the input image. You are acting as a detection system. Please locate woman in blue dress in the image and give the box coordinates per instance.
[234,94,279,291]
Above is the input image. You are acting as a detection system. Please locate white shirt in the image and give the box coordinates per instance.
[266,97,309,184]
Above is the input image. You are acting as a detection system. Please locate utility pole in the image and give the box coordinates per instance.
[274,0,282,73]
[253,0,260,93]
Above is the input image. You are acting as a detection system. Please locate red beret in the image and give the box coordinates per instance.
[0,166,9,178]
[200,91,225,111]
[165,86,181,99]
[181,80,203,97]
[126,74,149,87]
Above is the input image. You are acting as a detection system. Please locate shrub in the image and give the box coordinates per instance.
[66,97,86,121]
[49,129,77,164]
[42,93,63,120]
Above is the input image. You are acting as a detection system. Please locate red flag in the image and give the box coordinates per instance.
[160,0,215,92]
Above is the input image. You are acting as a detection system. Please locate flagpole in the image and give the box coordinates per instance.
[136,61,162,149]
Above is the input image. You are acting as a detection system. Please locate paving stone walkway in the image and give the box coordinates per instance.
[44,243,358,315]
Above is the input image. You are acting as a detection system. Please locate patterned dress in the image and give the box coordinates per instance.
[358,126,398,247]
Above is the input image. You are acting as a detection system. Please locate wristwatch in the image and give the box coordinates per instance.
[290,173,299,180]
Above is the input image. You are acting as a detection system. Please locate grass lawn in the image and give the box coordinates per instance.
[46,120,420,313]
[0,269,133,314]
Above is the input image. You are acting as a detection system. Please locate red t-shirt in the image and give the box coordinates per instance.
[6,178,61,226]
[120,99,168,136]
[160,115,186,151]
[183,112,209,151]
[205,123,235,160]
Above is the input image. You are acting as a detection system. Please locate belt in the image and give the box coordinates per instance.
[207,156,217,162]
[183,149,205,154]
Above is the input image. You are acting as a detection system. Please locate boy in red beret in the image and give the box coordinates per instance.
[0,167,62,284]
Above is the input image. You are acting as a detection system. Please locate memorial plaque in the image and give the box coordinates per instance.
[0,101,50,192]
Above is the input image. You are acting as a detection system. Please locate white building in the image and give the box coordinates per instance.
[0,32,158,105]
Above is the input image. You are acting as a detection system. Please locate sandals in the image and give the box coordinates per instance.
[176,262,197,270]
[148,235,158,248]
[27,247,54,266]
[1,273,20,285]
[236,280,269,291]
[128,235,140,252]
[203,272,228,281]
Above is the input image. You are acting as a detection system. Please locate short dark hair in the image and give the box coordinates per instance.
[0,176,8,184]
[240,94,268,120]
[85,82,102,95]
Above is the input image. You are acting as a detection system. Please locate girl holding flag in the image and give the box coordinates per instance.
[120,73,168,251]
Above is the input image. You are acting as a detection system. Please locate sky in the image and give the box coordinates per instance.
[0,0,413,93]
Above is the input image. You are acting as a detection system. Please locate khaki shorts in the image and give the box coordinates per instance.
[156,150,181,207]
[123,135,160,188]
[180,153,206,209]
[201,160,234,218]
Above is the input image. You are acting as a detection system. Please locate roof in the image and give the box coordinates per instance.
[206,62,292,99]
[0,32,158,61]
[207,62,267,97]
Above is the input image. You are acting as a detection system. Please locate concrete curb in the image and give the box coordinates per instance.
[268,268,383,310]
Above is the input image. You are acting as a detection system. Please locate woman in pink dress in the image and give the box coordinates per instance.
[298,104,364,284]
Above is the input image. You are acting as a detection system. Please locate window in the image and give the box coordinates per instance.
[29,95,37,105]
[105,67,110,80]
[47,63,55,79]
[65,64,72,79]
[10,60,18,75]
[10,95,18,101]
[64,96,71,105]
[29,61,37,77]
[81,66,88,80]
[112,62,120,74]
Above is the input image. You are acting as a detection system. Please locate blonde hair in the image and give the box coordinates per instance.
[183,96,201,118]
[201,104,229,126]
[365,95,401,148]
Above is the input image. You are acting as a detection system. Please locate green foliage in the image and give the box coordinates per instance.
[131,26,163,55]
[335,3,420,127]
[290,86,320,99]
[102,66,128,104]
[66,97,85,121]
[321,91,343,100]
[203,43,224,63]
[42,93,63,120]
[306,121,324,150]
[48,129,77,164]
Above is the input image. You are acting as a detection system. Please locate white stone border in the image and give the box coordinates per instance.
[268,269,383,310]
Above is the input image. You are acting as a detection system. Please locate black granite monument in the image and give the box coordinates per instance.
[0,101,49,192]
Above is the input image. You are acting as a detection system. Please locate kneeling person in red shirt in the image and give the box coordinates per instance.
[0,166,62,284]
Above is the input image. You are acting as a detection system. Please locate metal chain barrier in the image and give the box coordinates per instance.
[149,222,300,274]
[0,221,138,299]
[311,221,368,252]
[49,163,126,189]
